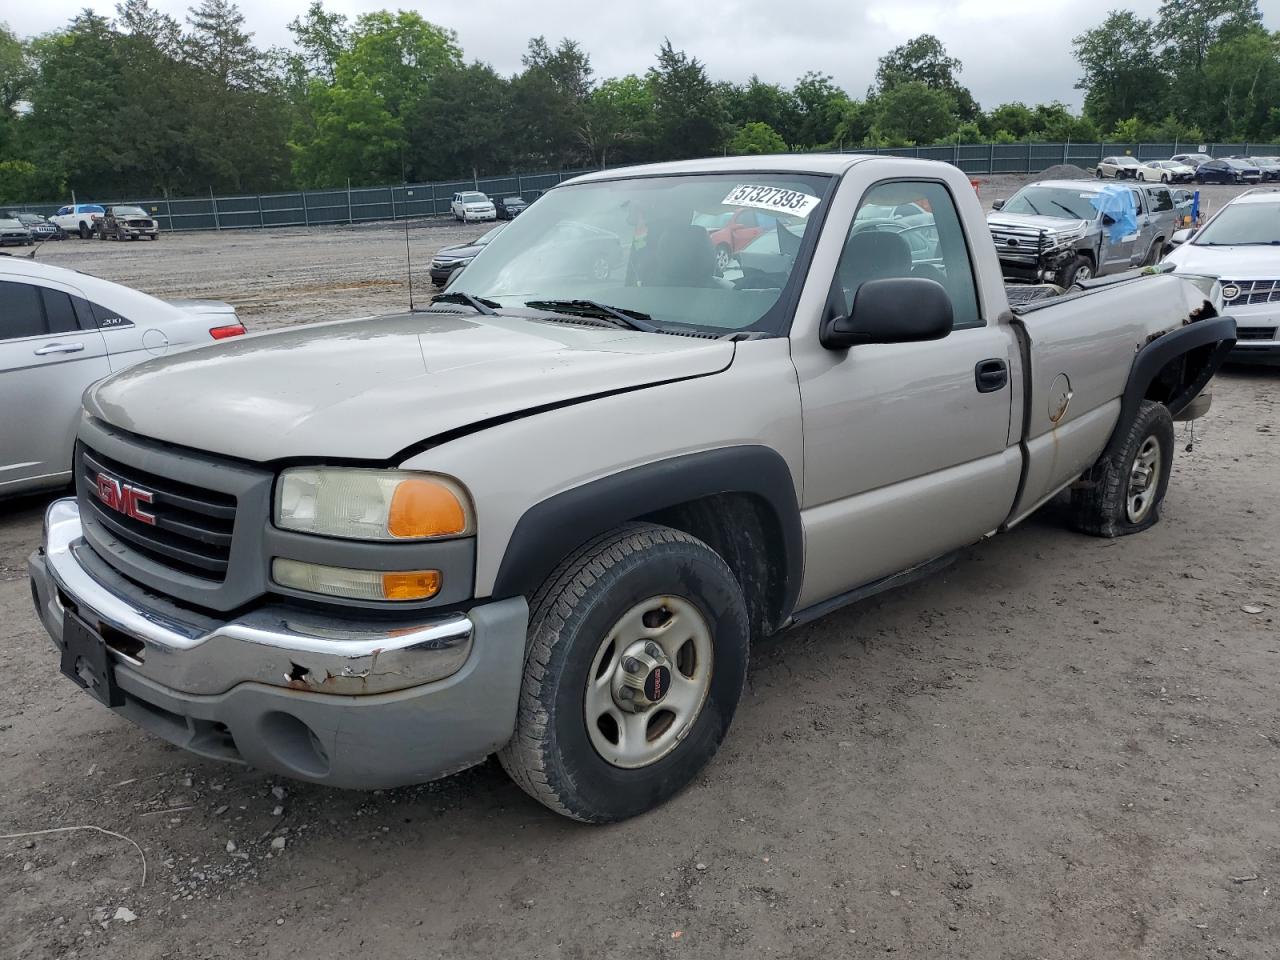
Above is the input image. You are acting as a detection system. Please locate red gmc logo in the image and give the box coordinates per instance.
[94,473,156,525]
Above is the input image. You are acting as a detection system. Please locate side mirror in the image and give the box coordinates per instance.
[1169,228,1194,247]
[991,199,1006,211]
[821,277,953,350]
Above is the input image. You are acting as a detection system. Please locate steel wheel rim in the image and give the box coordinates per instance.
[1126,435,1162,523]
[716,247,730,270]
[1075,264,1093,282]
[584,595,714,769]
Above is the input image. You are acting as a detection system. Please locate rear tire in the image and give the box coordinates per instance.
[78,222,90,239]
[1095,168,1104,179]
[1070,400,1174,538]
[499,523,750,823]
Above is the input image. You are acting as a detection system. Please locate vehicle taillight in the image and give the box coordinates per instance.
[209,324,246,340]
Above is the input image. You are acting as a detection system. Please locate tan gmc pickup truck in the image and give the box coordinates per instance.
[30,155,1236,822]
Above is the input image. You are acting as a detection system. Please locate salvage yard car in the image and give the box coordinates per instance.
[1095,156,1142,179]
[988,180,1177,285]
[1164,186,1280,365]
[1195,158,1262,184]
[50,203,106,239]
[96,205,160,241]
[30,155,1236,824]
[495,196,528,219]
[8,211,65,241]
[1,259,245,497]
[1137,160,1194,183]
[450,191,497,222]
[429,222,506,286]
[0,217,32,246]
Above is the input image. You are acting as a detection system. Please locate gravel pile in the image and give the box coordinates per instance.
[1037,163,1094,179]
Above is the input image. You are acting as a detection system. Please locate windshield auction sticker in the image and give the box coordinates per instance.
[722,185,820,218]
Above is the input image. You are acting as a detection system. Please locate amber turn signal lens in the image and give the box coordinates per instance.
[387,478,468,538]
[381,570,442,601]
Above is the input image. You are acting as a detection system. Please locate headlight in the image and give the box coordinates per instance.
[275,468,473,541]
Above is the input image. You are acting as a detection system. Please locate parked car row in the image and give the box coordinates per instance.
[1097,153,1280,185]
[448,191,529,222]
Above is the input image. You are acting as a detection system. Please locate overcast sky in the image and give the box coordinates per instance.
[4,0,1216,111]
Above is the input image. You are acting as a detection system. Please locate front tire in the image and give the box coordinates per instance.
[1070,400,1174,537]
[1096,168,1104,179]
[499,523,750,823]
[1055,255,1093,287]
[78,222,90,239]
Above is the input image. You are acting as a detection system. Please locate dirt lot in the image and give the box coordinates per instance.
[2,173,1277,960]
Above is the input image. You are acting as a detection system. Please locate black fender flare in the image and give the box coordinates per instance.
[491,445,804,621]
[1115,315,1236,439]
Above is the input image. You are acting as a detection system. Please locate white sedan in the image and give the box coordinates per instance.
[1095,156,1143,179]
[0,257,246,497]
[1137,160,1196,183]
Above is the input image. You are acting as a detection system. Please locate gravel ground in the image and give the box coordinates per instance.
[1,174,1277,960]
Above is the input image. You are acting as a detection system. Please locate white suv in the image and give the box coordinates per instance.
[450,191,496,222]
[50,204,106,239]
[1163,187,1280,364]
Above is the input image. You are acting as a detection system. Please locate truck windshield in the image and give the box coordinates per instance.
[1194,205,1280,246]
[1001,186,1097,221]
[113,206,147,216]
[446,172,831,335]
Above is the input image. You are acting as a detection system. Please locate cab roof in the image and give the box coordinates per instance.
[563,153,894,185]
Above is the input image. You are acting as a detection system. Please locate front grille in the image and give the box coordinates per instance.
[1237,325,1278,341]
[1222,279,1280,306]
[78,444,236,582]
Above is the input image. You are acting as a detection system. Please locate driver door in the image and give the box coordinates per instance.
[792,179,1021,609]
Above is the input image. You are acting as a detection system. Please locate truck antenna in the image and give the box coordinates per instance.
[405,215,415,310]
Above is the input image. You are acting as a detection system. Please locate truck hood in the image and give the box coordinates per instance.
[1163,243,1280,278]
[988,213,1091,235]
[85,310,735,462]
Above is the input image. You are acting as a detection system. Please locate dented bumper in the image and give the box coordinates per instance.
[29,498,528,788]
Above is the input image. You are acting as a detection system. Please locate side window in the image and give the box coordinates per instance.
[0,281,47,340]
[39,288,79,334]
[838,180,981,330]
[1153,189,1174,213]
[1131,190,1144,214]
[89,300,133,329]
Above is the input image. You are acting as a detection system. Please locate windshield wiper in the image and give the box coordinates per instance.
[524,299,662,333]
[1050,201,1084,219]
[1020,198,1044,216]
[430,291,500,315]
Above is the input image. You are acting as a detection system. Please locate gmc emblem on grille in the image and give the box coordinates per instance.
[94,473,156,525]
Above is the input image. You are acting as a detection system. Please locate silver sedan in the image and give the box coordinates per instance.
[0,257,245,496]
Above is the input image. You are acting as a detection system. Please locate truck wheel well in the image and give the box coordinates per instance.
[643,493,789,641]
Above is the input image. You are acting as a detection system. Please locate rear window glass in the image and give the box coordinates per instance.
[40,288,80,334]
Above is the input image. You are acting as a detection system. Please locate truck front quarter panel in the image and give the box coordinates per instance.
[400,337,805,607]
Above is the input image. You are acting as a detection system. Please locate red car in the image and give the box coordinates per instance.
[708,208,777,271]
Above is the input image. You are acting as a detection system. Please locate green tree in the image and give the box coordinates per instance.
[983,102,1036,139]
[723,76,801,147]
[875,34,978,121]
[792,71,849,147]
[0,22,31,156]
[646,40,725,159]
[872,81,958,145]
[582,74,654,167]
[1157,0,1263,128]
[291,75,403,186]
[1200,26,1280,138]
[510,37,594,168]
[1073,11,1169,130]
[409,61,509,181]
[287,0,348,83]
[728,121,787,155]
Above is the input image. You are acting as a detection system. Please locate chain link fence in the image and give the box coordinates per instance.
[10,141,1280,233]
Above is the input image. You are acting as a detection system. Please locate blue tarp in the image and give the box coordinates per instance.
[1090,185,1139,243]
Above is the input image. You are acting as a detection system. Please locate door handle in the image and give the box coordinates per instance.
[34,342,84,355]
[975,358,1008,393]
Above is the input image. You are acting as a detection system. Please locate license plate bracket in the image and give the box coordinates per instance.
[60,614,124,707]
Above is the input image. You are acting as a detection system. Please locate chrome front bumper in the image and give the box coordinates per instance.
[32,499,472,696]
[29,498,530,789]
